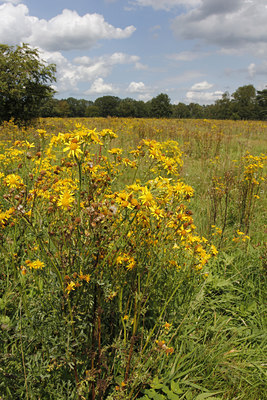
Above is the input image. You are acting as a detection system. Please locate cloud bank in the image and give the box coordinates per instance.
[0,3,135,51]
[171,0,267,53]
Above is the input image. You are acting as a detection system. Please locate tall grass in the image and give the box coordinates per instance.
[0,118,266,399]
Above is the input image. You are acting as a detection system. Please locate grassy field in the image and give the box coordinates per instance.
[0,118,266,399]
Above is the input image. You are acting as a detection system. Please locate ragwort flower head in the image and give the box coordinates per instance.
[63,139,83,158]
[26,259,45,270]
[57,190,75,210]
[4,174,24,189]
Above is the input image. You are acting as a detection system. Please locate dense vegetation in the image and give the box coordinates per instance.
[0,43,56,125]
[41,87,267,121]
[0,117,266,399]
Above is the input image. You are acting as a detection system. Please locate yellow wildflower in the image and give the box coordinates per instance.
[57,191,75,210]
[139,187,154,206]
[4,174,24,189]
[63,139,83,158]
[66,281,76,294]
[150,206,164,220]
[28,260,45,270]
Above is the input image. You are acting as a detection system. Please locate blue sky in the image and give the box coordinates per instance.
[0,0,266,104]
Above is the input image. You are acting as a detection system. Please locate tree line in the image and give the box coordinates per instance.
[40,88,267,120]
[1,43,266,125]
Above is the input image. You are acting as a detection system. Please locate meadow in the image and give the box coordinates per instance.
[0,118,266,400]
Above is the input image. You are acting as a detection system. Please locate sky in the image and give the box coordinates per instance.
[0,0,266,104]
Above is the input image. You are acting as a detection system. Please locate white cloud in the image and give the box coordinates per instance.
[109,52,139,65]
[73,56,92,66]
[185,81,218,104]
[171,0,267,54]
[135,62,148,70]
[248,63,256,78]
[138,93,153,101]
[223,61,267,81]
[40,50,142,94]
[191,81,213,91]
[86,78,116,95]
[127,81,146,92]
[132,0,201,11]
[0,3,135,51]
[186,90,223,104]
[0,3,32,45]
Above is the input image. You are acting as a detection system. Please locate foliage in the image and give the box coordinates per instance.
[0,117,266,399]
[256,89,267,120]
[0,43,56,125]
[150,93,172,118]
[94,96,121,117]
[40,85,267,120]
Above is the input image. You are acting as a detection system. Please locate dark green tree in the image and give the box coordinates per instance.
[54,100,71,118]
[188,103,204,119]
[85,104,102,117]
[172,102,190,118]
[0,43,56,124]
[94,96,121,117]
[231,84,258,120]
[256,88,267,120]
[117,97,138,117]
[212,92,233,119]
[66,97,93,117]
[150,93,172,118]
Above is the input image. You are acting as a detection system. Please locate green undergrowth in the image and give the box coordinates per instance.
[0,118,266,399]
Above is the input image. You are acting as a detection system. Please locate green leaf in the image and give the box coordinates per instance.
[151,377,164,390]
[154,394,166,400]
[171,381,183,394]
[144,389,158,398]
[164,389,180,400]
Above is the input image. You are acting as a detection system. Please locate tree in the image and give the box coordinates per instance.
[212,92,233,119]
[231,84,258,120]
[66,97,93,117]
[94,96,121,117]
[256,88,267,120]
[172,102,190,118]
[0,43,56,124]
[54,100,71,118]
[188,103,204,119]
[117,97,138,117]
[150,93,172,118]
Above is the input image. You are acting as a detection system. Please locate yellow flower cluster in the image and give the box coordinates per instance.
[116,253,136,271]
[242,152,266,185]
[25,259,45,270]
